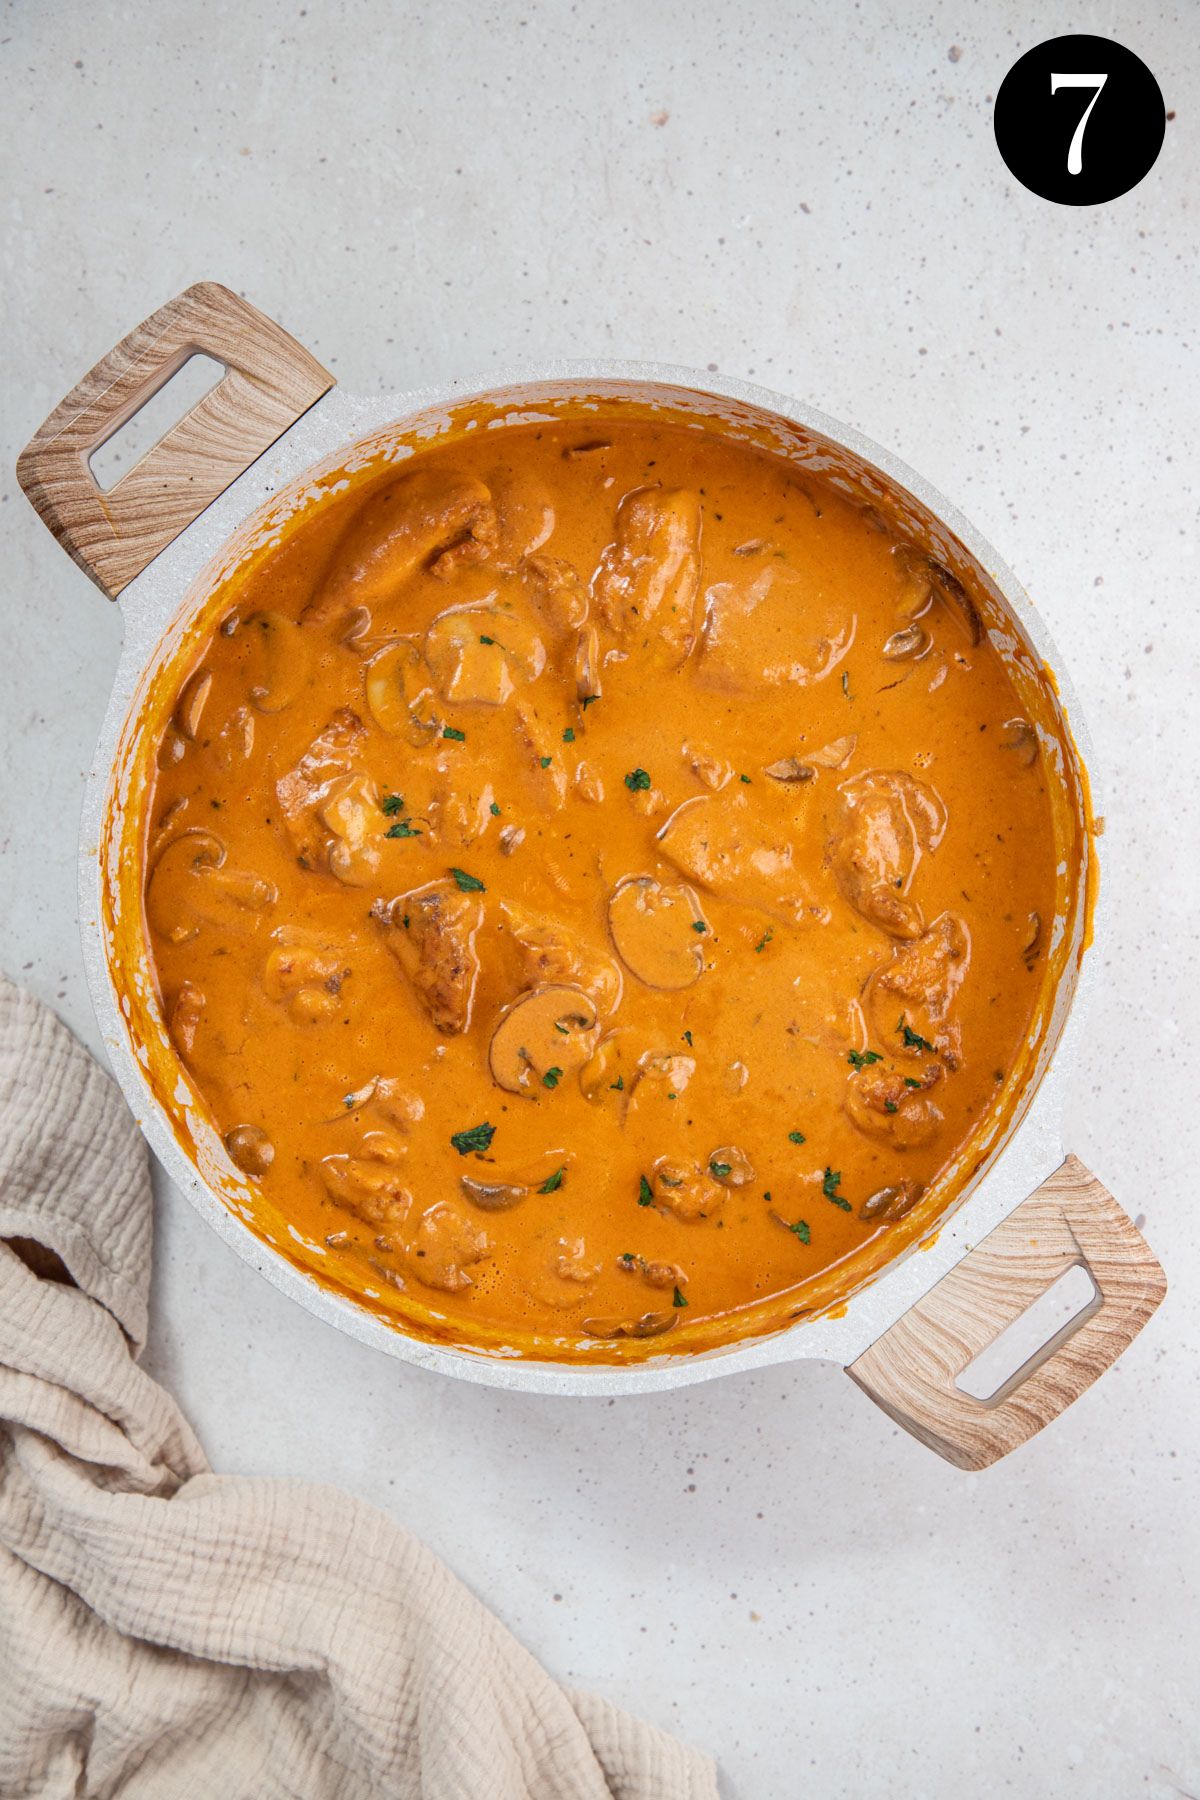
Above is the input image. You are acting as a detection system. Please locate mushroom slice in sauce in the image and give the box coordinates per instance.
[373,879,483,1036]
[303,466,498,623]
[592,486,702,668]
[424,604,546,705]
[224,1123,274,1177]
[581,1310,678,1340]
[147,831,276,945]
[365,641,439,742]
[608,876,707,991]
[460,1174,528,1211]
[882,621,931,661]
[174,668,213,740]
[246,612,310,713]
[892,545,983,645]
[1001,717,1039,768]
[488,984,599,1094]
[859,1181,923,1223]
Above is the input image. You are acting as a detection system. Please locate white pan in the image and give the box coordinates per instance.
[17,283,1166,1468]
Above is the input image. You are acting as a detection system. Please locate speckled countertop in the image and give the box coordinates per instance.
[2,3,1197,1795]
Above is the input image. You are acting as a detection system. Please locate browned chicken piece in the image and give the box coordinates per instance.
[522,553,590,632]
[402,1200,491,1292]
[168,980,205,1057]
[650,1156,725,1222]
[319,1132,412,1232]
[500,899,622,1014]
[275,709,383,886]
[844,1064,944,1149]
[592,487,702,667]
[697,563,854,694]
[373,878,484,1035]
[659,794,824,927]
[302,466,498,622]
[866,911,971,1067]
[263,926,352,1023]
[829,770,947,938]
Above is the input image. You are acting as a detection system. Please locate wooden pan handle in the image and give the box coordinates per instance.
[846,1155,1166,1469]
[16,282,334,599]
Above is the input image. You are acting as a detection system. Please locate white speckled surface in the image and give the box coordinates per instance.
[2,4,1197,1795]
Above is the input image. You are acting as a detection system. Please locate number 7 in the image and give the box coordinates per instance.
[1051,72,1108,174]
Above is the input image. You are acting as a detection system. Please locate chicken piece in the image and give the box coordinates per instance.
[319,1132,412,1232]
[275,710,384,886]
[844,1065,944,1150]
[501,899,622,1015]
[263,926,351,1024]
[592,487,702,667]
[424,603,546,705]
[373,879,483,1035]
[303,466,498,622]
[403,1200,491,1292]
[168,981,205,1058]
[650,1156,725,1222]
[523,554,589,632]
[658,794,823,927]
[829,770,947,938]
[866,912,971,1067]
[487,470,556,569]
[697,563,854,694]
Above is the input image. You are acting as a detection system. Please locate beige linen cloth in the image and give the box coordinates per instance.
[0,975,717,1800]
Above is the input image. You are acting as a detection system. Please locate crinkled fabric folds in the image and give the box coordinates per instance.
[0,975,717,1800]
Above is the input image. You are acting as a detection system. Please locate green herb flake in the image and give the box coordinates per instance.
[754,928,774,953]
[884,1099,899,1114]
[672,1286,688,1308]
[540,755,553,768]
[638,1175,654,1206]
[790,1218,812,1245]
[379,792,405,816]
[479,634,496,646]
[739,773,752,784]
[386,820,421,839]
[562,727,576,743]
[611,1075,625,1091]
[401,913,411,930]
[542,1066,563,1090]
[451,1121,496,1156]
[904,1076,923,1089]
[709,1160,732,1179]
[822,1166,851,1211]
[847,1049,882,1070]
[763,1190,772,1202]
[581,694,600,709]
[788,1129,807,1145]
[489,801,501,817]
[442,725,467,742]
[538,1166,566,1194]
[343,1093,356,1109]
[683,1030,693,1047]
[691,919,707,933]
[450,867,486,893]
[624,767,652,791]
[898,1015,935,1053]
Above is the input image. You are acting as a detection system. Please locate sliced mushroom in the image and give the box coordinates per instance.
[147,831,276,945]
[212,704,255,770]
[581,1311,678,1340]
[174,668,213,741]
[618,1255,688,1291]
[425,604,546,705]
[574,623,601,700]
[882,621,931,661]
[365,641,439,743]
[488,984,599,1095]
[706,1145,755,1187]
[246,611,310,713]
[1001,717,1039,768]
[608,877,707,991]
[499,824,525,855]
[859,1181,923,1223]
[460,1174,528,1211]
[764,757,815,784]
[806,735,857,770]
[1022,910,1043,967]
[578,1028,635,1101]
[224,1123,274,1177]
[892,545,983,645]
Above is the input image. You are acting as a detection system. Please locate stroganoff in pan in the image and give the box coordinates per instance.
[142,415,1063,1352]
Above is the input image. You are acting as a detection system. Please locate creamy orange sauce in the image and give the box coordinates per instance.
[142,416,1063,1353]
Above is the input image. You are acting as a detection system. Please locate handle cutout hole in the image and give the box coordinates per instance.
[955,1262,1099,1403]
[88,352,226,492]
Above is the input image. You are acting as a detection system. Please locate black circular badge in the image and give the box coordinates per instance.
[994,34,1165,205]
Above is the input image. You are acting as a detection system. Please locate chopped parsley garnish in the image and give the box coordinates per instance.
[489,801,501,816]
[386,820,421,838]
[672,1286,688,1308]
[401,913,410,929]
[790,1218,811,1245]
[898,1015,935,1052]
[581,694,599,709]
[739,773,751,784]
[539,1166,566,1194]
[754,928,773,953]
[379,792,405,816]
[553,1021,568,1034]
[904,1076,923,1089]
[343,1093,356,1108]
[479,634,496,645]
[611,1075,625,1091]
[847,1049,882,1070]
[822,1167,852,1211]
[638,1175,654,1206]
[682,1030,693,1046]
[709,1160,732,1179]
[788,1129,807,1145]
[451,1121,496,1156]
[884,1100,899,1114]
[542,1066,563,1089]
[562,727,576,743]
[692,919,707,933]
[624,767,652,791]
[442,725,466,742]
[540,755,552,768]
[450,867,486,893]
